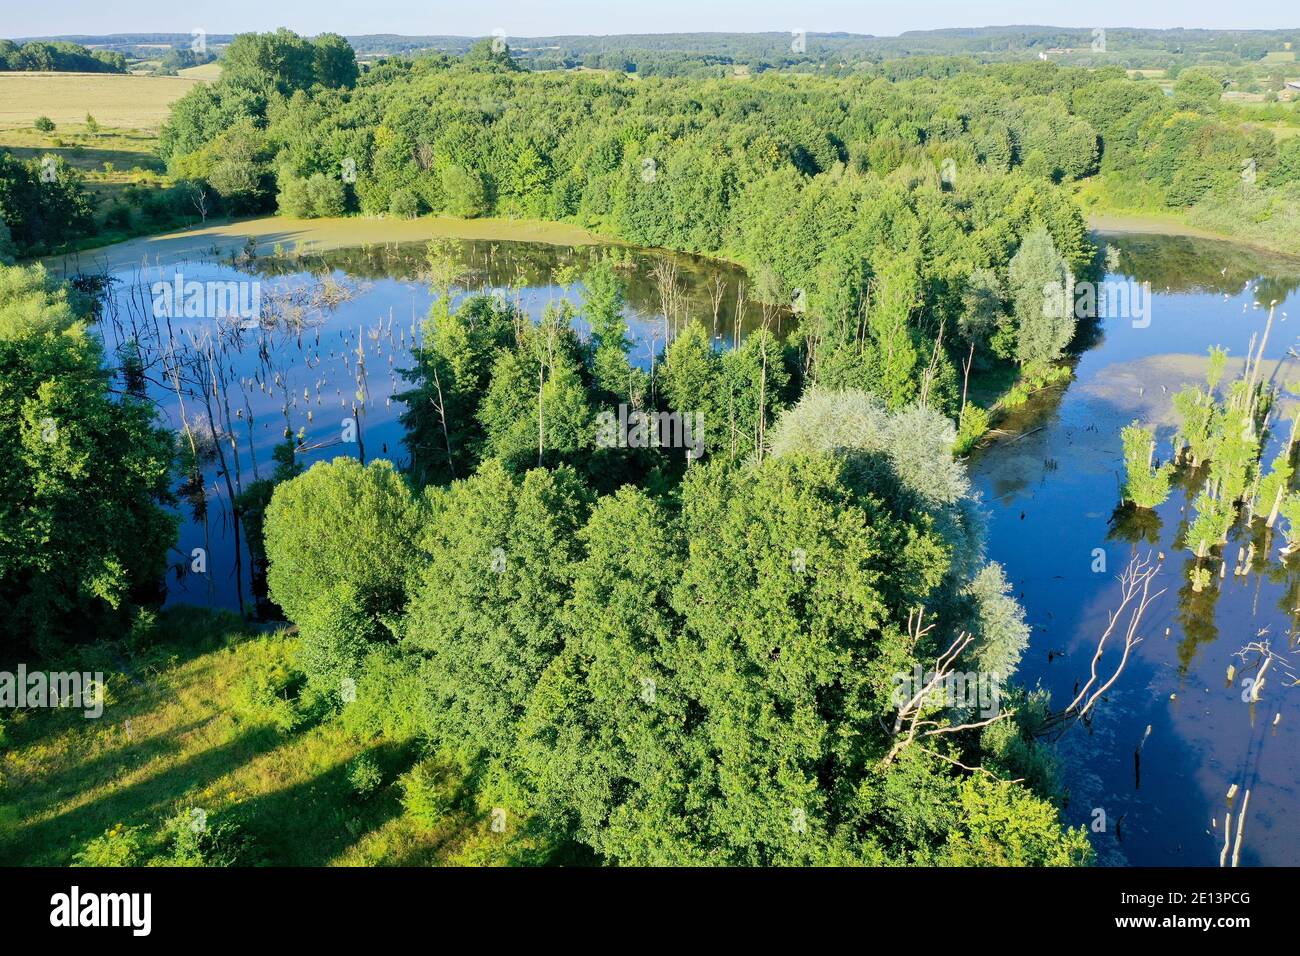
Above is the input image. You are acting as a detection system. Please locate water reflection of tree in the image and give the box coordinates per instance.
[1103,233,1300,299]
[1176,555,1221,676]
[240,238,780,350]
[1266,551,1300,645]
[1072,313,1105,355]
[1167,460,1204,552]
[1108,502,1162,545]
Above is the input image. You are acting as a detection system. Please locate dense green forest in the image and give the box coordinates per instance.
[6,29,1298,258]
[4,27,1298,257]
[159,34,1292,252]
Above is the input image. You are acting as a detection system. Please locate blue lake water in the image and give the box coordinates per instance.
[969,234,1300,865]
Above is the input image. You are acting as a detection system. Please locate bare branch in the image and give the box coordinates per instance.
[1038,553,1163,739]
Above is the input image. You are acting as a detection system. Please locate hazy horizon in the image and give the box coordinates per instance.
[4,1,1294,42]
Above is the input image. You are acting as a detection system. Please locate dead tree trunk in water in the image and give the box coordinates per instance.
[1036,553,1163,740]
[195,336,245,617]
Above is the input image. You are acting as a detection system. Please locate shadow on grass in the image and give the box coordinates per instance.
[4,717,214,808]
[229,738,417,866]
[1,143,164,174]
[0,725,287,865]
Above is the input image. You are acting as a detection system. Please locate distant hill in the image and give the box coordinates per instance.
[9,26,1300,71]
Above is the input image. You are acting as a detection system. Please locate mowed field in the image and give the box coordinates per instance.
[0,72,204,131]
[0,70,219,233]
[177,62,225,82]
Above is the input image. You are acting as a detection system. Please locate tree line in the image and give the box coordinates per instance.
[0,40,127,73]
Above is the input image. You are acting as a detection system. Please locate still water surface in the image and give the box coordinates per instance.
[970,234,1300,866]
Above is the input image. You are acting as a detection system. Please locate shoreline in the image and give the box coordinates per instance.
[36,207,1297,282]
[1087,211,1300,261]
[39,214,623,277]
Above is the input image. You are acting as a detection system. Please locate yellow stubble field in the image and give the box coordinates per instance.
[0,72,204,132]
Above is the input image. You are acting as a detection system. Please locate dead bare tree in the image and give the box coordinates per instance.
[880,608,1014,770]
[1234,639,1300,700]
[188,181,211,224]
[1036,554,1163,740]
[918,318,946,410]
[429,360,456,480]
[732,279,747,348]
[707,273,727,332]
[650,259,682,342]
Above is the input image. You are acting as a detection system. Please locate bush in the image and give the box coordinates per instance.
[440,164,487,217]
[338,646,428,741]
[0,219,15,265]
[73,823,144,866]
[155,807,255,867]
[295,583,379,701]
[277,171,347,218]
[103,203,132,231]
[264,458,421,632]
[347,755,383,797]
[228,635,308,733]
[955,403,990,455]
[33,116,54,133]
[388,187,419,220]
[398,755,463,829]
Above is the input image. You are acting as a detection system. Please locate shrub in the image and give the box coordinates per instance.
[440,164,487,217]
[103,204,132,231]
[348,755,383,798]
[34,116,54,133]
[228,635,307,733]
[73,823,144,866]
[388,188,419,219]
[955,403,990,455]
[338,646,428,740]
[156,807,255,867]
[277,171,347,218]
[398,756,463,829]
[264,458,421,632]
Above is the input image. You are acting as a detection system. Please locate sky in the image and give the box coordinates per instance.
[4,0,1294,40]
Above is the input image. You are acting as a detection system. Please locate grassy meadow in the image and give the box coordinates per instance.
[0,71,216,250]
[0,124,167,202]
[0,72,203,130]
[0,608,516,867]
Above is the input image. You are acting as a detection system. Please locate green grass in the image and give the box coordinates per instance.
[0,124,167,204]
[0,607,511,867]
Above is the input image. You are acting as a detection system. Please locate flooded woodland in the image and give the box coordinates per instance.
[91,229,1300,867]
